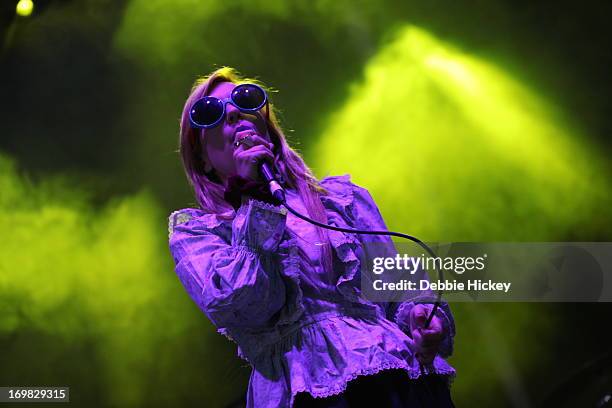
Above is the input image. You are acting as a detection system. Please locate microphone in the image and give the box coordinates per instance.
[260,162,286,202]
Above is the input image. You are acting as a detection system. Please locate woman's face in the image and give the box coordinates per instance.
[201,81,271,184]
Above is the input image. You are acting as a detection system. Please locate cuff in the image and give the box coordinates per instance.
[394,300,455,358]
[231,198,287,252]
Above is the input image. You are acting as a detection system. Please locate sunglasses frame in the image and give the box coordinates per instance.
[189,83,269,129]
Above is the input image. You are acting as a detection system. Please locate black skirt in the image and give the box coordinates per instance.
[293,370,455,408]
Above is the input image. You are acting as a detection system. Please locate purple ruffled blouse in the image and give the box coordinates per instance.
[168,174,456,408]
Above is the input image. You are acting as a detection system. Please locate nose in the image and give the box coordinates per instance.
[225,103,241,125]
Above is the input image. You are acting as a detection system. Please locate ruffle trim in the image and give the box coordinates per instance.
[318,174,354,209]
[215,237,306,363]
[394,299,436,332]
[168,209,193,237]
[290,361,456,404]
[331,233,377,311]
[216,327,252,363]
[319,174,376,308]
[318,175,379,310]
[244,197,288,215]
[168,208,226,236]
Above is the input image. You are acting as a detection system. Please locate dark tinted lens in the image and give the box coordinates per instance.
[232,84,265,110]
[191,97,223,126]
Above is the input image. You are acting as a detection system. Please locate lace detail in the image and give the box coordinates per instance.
[233,198,287,252]
[217,327,252,363]
[290,362,456,404]
[245,314,456,407]
[244,197,288,215]
[168,208,227,238]
[168,209,194,237]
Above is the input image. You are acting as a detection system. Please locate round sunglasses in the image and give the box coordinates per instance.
[189,83,268,129]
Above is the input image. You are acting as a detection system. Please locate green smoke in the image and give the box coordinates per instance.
[0,154,247,407]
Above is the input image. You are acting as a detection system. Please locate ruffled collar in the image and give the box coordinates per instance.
[171,174,358,232]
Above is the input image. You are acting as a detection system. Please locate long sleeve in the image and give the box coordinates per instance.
[168,199,288,329]
[348,182,456,358]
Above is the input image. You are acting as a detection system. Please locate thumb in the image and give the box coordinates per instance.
[411,305,430,329]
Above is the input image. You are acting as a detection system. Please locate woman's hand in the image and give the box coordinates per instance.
[233,133,275,182]
[409,304,446,365]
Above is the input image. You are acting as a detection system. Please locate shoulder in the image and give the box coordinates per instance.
[167,207,226,237]
[318,174,376,207]
[318,173,353,190]
[318,174,388,230]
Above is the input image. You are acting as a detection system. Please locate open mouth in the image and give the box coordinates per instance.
[234,125,258,144]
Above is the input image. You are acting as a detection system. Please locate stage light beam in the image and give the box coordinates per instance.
[310,25,611,242]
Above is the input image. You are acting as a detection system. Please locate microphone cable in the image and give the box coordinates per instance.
[261,165,444,329]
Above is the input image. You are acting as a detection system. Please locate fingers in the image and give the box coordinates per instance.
[234,144,274,163]
[413,332,438,365]
[412,329,436,365]
[410,304,446,332]
[414,317,444,345]
[233,143,275,181]
[410,304,431,329]
[233,128,275,182]
[413,311,428,328]
[249,134,273,150]
[235,133,273,151]
[423,326,445,342]
[412,327,442,349]
[410,313,446,365]
[419,331,444,350]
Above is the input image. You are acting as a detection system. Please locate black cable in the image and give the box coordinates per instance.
[278,197,443,328]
